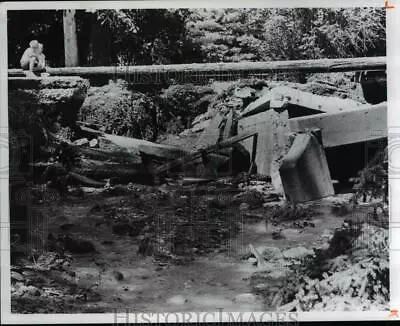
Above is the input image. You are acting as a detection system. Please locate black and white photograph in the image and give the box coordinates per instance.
[0,1,394,322]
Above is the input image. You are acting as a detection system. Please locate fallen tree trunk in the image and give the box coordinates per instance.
[76,146,141,164]
[8,57,386,82]
[72,158,144,181]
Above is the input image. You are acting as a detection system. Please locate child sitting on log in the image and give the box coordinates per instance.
[20,40,46,76]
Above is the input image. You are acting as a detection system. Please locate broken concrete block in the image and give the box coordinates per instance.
[239,92,271,118]
[238,110,290,191]
[279,132,334,203]
[222,109,234,140]
[234,86,255,99]
[269,86,367,114]
[191,119,211,133]
[194,112,225,150]
[191,110,214,126]
[289,103,387,148]
[240,85,368,120]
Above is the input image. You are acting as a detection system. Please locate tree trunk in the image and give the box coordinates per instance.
[63,10,79,67]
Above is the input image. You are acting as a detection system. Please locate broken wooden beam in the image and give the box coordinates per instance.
[138,144,189,160]
[153,131,258,175]
[279,131,334,203]
[8,57,386,82]
[289,103,387,147]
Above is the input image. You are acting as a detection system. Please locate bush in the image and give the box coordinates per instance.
[79,80,160,141]
[158,84,217,133]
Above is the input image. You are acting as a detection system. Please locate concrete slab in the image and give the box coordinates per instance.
[279,132,334,203]
[238,110,290,191]
[194,112,225,150]
[289,103,387,147]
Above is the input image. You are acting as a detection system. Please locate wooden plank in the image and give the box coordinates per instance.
[238,110,290,190]
[8,57,386,81]
[63,10,79,67]
[289,103,387,147]
[280,132,334,203]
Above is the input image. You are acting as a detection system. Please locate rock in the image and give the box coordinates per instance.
[259,246,283,260]
[234,293,257,304]
[167,295,187,305]
[112,270,124,281]
[26,285,41,296]
[11,271,24,282]
[112,222,132,236]
[322,229,334,239]
[253,283,269,292]
[62,235,96,254]
[15,284,29,296]
[234,190,264,209]
[283,246,314,260]
[248,257,258,266]
[272,228,285,240]
[59,223,75,231]
[234,87,255,99]
[73,138,89,146]
[89,138,99,148]
[268,268,292,280]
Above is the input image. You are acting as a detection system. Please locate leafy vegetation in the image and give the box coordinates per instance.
[79,80,161,140]
[8,8,385,68]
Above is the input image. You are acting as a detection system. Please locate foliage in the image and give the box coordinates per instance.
[91,9,203,65]
[186,8,386,62]
[79,80,160,140]
[8,8,385,68]
[352,147,388,204]
[275,222,389,311]
[157,84,217,133]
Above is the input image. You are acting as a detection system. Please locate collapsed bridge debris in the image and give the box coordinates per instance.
[280,131,335,203]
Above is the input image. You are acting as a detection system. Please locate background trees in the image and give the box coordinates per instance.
[7,8,386,68]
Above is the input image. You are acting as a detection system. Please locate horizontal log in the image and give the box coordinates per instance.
[8,57,386,83]
[289,103,387,147]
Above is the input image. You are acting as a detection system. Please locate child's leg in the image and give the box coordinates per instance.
[28,57,38,71]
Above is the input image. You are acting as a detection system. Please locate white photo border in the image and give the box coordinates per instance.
[0,0,398,323]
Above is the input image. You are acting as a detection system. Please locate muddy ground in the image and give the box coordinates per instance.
[10,176,388,313]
